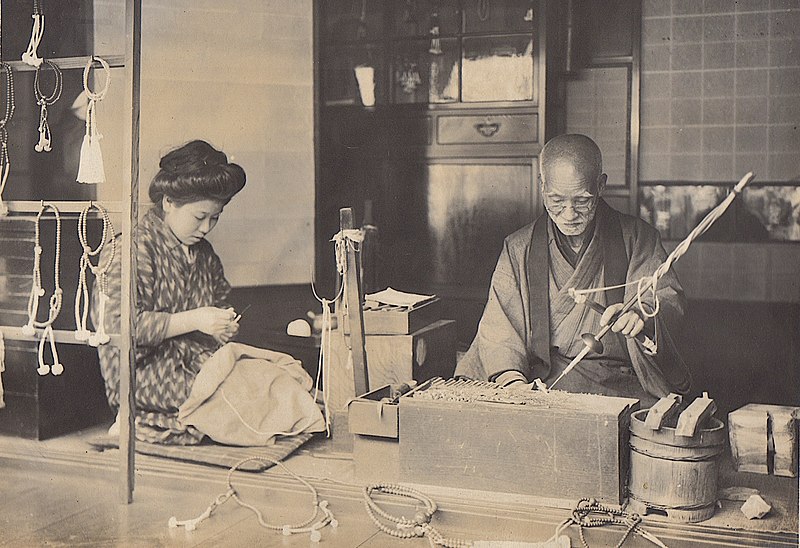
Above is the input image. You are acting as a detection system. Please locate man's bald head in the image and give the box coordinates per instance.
[540,134,604,193]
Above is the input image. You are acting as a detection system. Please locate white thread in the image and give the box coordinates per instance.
[218,387,309,438]
[21,7,44,68]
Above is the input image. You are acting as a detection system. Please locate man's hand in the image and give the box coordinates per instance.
[601,303,644,339]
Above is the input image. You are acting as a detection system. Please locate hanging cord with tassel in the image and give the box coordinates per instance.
[74,202,115,346]
[21,0,44,68]
[77,56,111,184]
[21,202,63,376]
[33,59,62,153]
[0,61,15,217]
[168,456,337,542]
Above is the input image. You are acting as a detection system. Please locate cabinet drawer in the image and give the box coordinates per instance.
[437,113,538,145]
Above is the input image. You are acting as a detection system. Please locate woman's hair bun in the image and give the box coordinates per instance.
[149,140,246,207]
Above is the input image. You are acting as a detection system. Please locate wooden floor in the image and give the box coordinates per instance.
[1,425,798,547]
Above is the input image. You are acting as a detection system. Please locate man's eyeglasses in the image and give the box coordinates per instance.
[543,195,597,216]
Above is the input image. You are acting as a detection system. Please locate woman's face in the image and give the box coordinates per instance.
[162,197,224,246]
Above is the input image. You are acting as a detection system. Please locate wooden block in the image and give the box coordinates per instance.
[729,406,769,474]
[348,385,398,438]
[675,394,716,438]
[362,298,442,334]
[741,494,771,519]
[398,392,639,504]
[729,403,799,477]
[645,393,682,430]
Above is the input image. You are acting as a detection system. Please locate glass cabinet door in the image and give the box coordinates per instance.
[462,35,534,102]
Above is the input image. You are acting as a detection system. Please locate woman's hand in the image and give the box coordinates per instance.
[192,306,237,344]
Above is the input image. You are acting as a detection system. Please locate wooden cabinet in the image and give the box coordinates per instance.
[316,1,547,345]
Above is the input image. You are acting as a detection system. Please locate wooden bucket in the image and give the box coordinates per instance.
[627,408,726,523]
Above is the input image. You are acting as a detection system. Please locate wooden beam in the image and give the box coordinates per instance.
[339,208,369,398]
[118,0,142,504]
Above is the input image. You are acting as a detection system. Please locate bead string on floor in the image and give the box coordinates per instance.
[168,456,337,542]
[33,58,63,153]
[74,202,115,346]
[363,483,471,548]
[21,202,64,376]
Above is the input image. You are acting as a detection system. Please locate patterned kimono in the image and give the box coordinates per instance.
[91,207,230,444]
[456,200,691,405]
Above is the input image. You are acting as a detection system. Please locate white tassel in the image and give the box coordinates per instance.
[21,13,44,68]
[76,103,106,184]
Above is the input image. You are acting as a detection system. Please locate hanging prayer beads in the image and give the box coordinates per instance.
[74,202,115,346]
[0,62,15,217]
[33,59,63,153]
[22,202,64,376]
[77,56,111,184]
[21,0,45,68]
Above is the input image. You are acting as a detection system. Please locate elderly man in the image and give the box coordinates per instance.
[456,134,690,404]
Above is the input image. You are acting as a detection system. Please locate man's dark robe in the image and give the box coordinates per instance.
[456,200,691,405]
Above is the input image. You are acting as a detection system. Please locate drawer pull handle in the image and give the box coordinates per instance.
[475,122,500,138]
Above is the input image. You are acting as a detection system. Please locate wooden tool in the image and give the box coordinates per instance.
[675,392,717,438]
[645,393,683,430]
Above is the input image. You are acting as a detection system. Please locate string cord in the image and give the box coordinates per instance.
[0,62,15,216]
[33,59,63,153]
[22,202,63,375]
[310,228,363,437]
[21,0,45,68]
[82,55,111,142]
[74,202,115,345]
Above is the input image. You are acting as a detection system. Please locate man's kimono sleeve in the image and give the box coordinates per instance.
[455,238,533,381]
[623,221,692,396]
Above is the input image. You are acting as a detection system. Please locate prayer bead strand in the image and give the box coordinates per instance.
[21,0,44,68]
[0,61,15,216]
[77,56,111,184]
[74,202,115,345]
[33,59,63,153]
[22,202,63,375]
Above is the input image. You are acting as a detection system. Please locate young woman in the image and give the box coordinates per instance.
[94,140,248,444]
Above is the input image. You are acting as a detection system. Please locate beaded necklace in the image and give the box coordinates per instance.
[0,60,15,216]
[21,0,45,68]
[34,59,63,153]
[363,483,470,547]
[74,202,115,346]
[169,456,337,542]
[22,202,64,376]
[77,56,111,184]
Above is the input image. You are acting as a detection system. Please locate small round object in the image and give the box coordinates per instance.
[330,519,339,529]
[414,511,429,524]
[37,364,50,376]
[168,516,178,528]
[282,525,292,536]
[310,529,322,542]
[414,525,425,537]
[52,362,64,375]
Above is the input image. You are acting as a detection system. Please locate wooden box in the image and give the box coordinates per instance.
[349,385,401,483]
[729,403,799,477]
[327,319,456,411]
[362,298,442,335]
[398,391,639,504]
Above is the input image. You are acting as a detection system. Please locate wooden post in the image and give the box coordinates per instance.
[119,0,142,504]
[339,208,369,397]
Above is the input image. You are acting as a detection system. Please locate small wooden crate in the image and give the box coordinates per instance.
[362,298,442,335]
[398,389,639,504]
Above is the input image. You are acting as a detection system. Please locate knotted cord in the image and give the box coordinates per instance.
[550,172,755,389]
[22,202,64,376]
[74,202,115,346]
[77,56,111,184]
[33,59,63,153]
[0,331,6,409]
[21,0,45,68]
[0,52,15,216]
[548,498,668,548]
[168,456,337,542]
[310,228,364,436]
